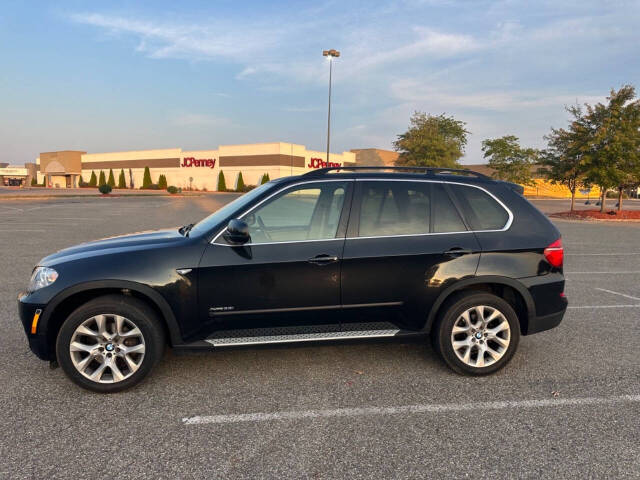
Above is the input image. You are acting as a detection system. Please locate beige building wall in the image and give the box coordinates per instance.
[37,143,356,191]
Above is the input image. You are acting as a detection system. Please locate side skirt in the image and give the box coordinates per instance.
[173,322,426,351]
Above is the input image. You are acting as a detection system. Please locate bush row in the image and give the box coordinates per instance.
[36,167,272,193]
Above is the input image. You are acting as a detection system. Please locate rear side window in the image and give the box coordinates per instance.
[358,182,430,236]
[448,184,510,231]
[431,183,467,233]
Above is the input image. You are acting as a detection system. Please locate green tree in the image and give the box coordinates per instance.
[581,85,640,212]
[107,169,116,187]
[260,173,270,185]
[236,172,245,191]
[78,174,85,186]
[217,171,227,192]
[89,171,97,187]
[158,174,168,189]
[30,177,37,186]
[539,105,590,212]
[142,166,152,189]
[98,171,106,186]
[393,112,469,167]
[482,136,538,186]
[118,169,126,189]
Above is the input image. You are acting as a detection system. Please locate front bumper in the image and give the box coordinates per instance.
[18,293,51,361]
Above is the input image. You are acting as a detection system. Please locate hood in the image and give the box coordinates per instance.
[40,228,186,266]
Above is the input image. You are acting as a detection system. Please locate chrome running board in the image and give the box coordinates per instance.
[205,322,402,347]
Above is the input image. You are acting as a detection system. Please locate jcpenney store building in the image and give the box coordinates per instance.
[35,143,356,190]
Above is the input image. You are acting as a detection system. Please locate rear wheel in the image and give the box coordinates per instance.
[433,292,520,375]
[56,295,165,393]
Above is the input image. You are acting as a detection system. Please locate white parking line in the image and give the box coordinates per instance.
[594,288,640,302]
[565,271,640,275]
[182,394,640,425]
[568,304,640,309]
[566,253,640,256]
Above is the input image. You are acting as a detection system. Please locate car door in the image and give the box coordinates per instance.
[198,180,353,333]
[340,180,481,330]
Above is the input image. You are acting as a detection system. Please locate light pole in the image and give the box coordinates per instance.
[322,49,340,168]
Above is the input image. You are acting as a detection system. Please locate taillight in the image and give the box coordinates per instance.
[544,238,563,268]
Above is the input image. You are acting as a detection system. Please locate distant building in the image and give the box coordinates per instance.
[30,143,356,190]
[351,148,399,166]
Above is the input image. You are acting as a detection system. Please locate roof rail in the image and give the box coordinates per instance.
[303,166,490,179]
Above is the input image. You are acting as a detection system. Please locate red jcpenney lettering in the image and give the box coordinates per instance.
[182,157,216,168]
[308,157,342,169]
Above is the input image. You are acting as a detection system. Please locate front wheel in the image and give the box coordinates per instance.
[433,293,520,375]
[56,295,165,393]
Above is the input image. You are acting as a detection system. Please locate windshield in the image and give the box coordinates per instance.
[188,182,275,238]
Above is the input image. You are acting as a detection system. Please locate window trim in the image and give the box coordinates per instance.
[347,178,513,240]
[210,178,513,246]
[210,179,354,246]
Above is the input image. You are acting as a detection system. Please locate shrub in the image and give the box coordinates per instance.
[167,185,178,194]
[237,184,256,192]
[107,169,116,187]
[98,171,106,186]
[118,169,126,189]
[260,173,270,184]
[217,171,227,192]
[142,166,153,189]
[89,171,97,187]
[98,184,112,194]
[30,177,37,186]
[158,174,168,189]
[236,172,245,192]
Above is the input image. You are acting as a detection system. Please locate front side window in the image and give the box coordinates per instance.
[241,181,347,243]
[358,182,431,237]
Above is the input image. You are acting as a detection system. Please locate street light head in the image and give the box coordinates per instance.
[322,49,340,58]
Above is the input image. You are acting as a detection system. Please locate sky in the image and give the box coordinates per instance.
[2,0,639,165]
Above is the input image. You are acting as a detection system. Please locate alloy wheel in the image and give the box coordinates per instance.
[450,305,510,368]
[69,314,146,383]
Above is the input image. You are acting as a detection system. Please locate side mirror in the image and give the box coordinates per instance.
[223,219,250,245]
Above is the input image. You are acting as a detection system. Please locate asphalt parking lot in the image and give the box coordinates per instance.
[1,195,639,479]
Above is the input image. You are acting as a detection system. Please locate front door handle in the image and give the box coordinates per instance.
[444,247,473,257]
[308,254,339,265]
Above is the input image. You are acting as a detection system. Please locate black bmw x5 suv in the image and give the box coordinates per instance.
[18,167,567,392]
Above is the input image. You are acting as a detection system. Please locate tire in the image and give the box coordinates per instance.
[56,294,165,393]
[432,292,520,375]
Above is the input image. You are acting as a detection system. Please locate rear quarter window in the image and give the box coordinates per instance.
[448,184,510,231]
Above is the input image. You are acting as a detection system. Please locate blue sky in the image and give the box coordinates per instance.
[2,0,639,164]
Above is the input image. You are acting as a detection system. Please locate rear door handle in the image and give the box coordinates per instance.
[444,247,473,257]
[308,254,339,265]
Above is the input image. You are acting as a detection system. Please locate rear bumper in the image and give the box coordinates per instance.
[18,293,51,361]
[519,273,567,335]
[526,307,566,335]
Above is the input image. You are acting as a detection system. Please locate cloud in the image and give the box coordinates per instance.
[70,13,280,61]
[389,80,605,112]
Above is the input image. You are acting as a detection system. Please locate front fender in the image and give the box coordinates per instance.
[37,280,184,345]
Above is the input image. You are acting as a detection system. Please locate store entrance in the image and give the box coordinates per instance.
[4,177,25,187]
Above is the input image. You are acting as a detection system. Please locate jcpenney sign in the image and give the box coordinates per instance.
[182,157,216,168]
[308,157,342,169]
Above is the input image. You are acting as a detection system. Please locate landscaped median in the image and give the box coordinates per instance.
[551,209,640,221]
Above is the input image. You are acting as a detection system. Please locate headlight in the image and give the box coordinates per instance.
[28,267,58,292]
